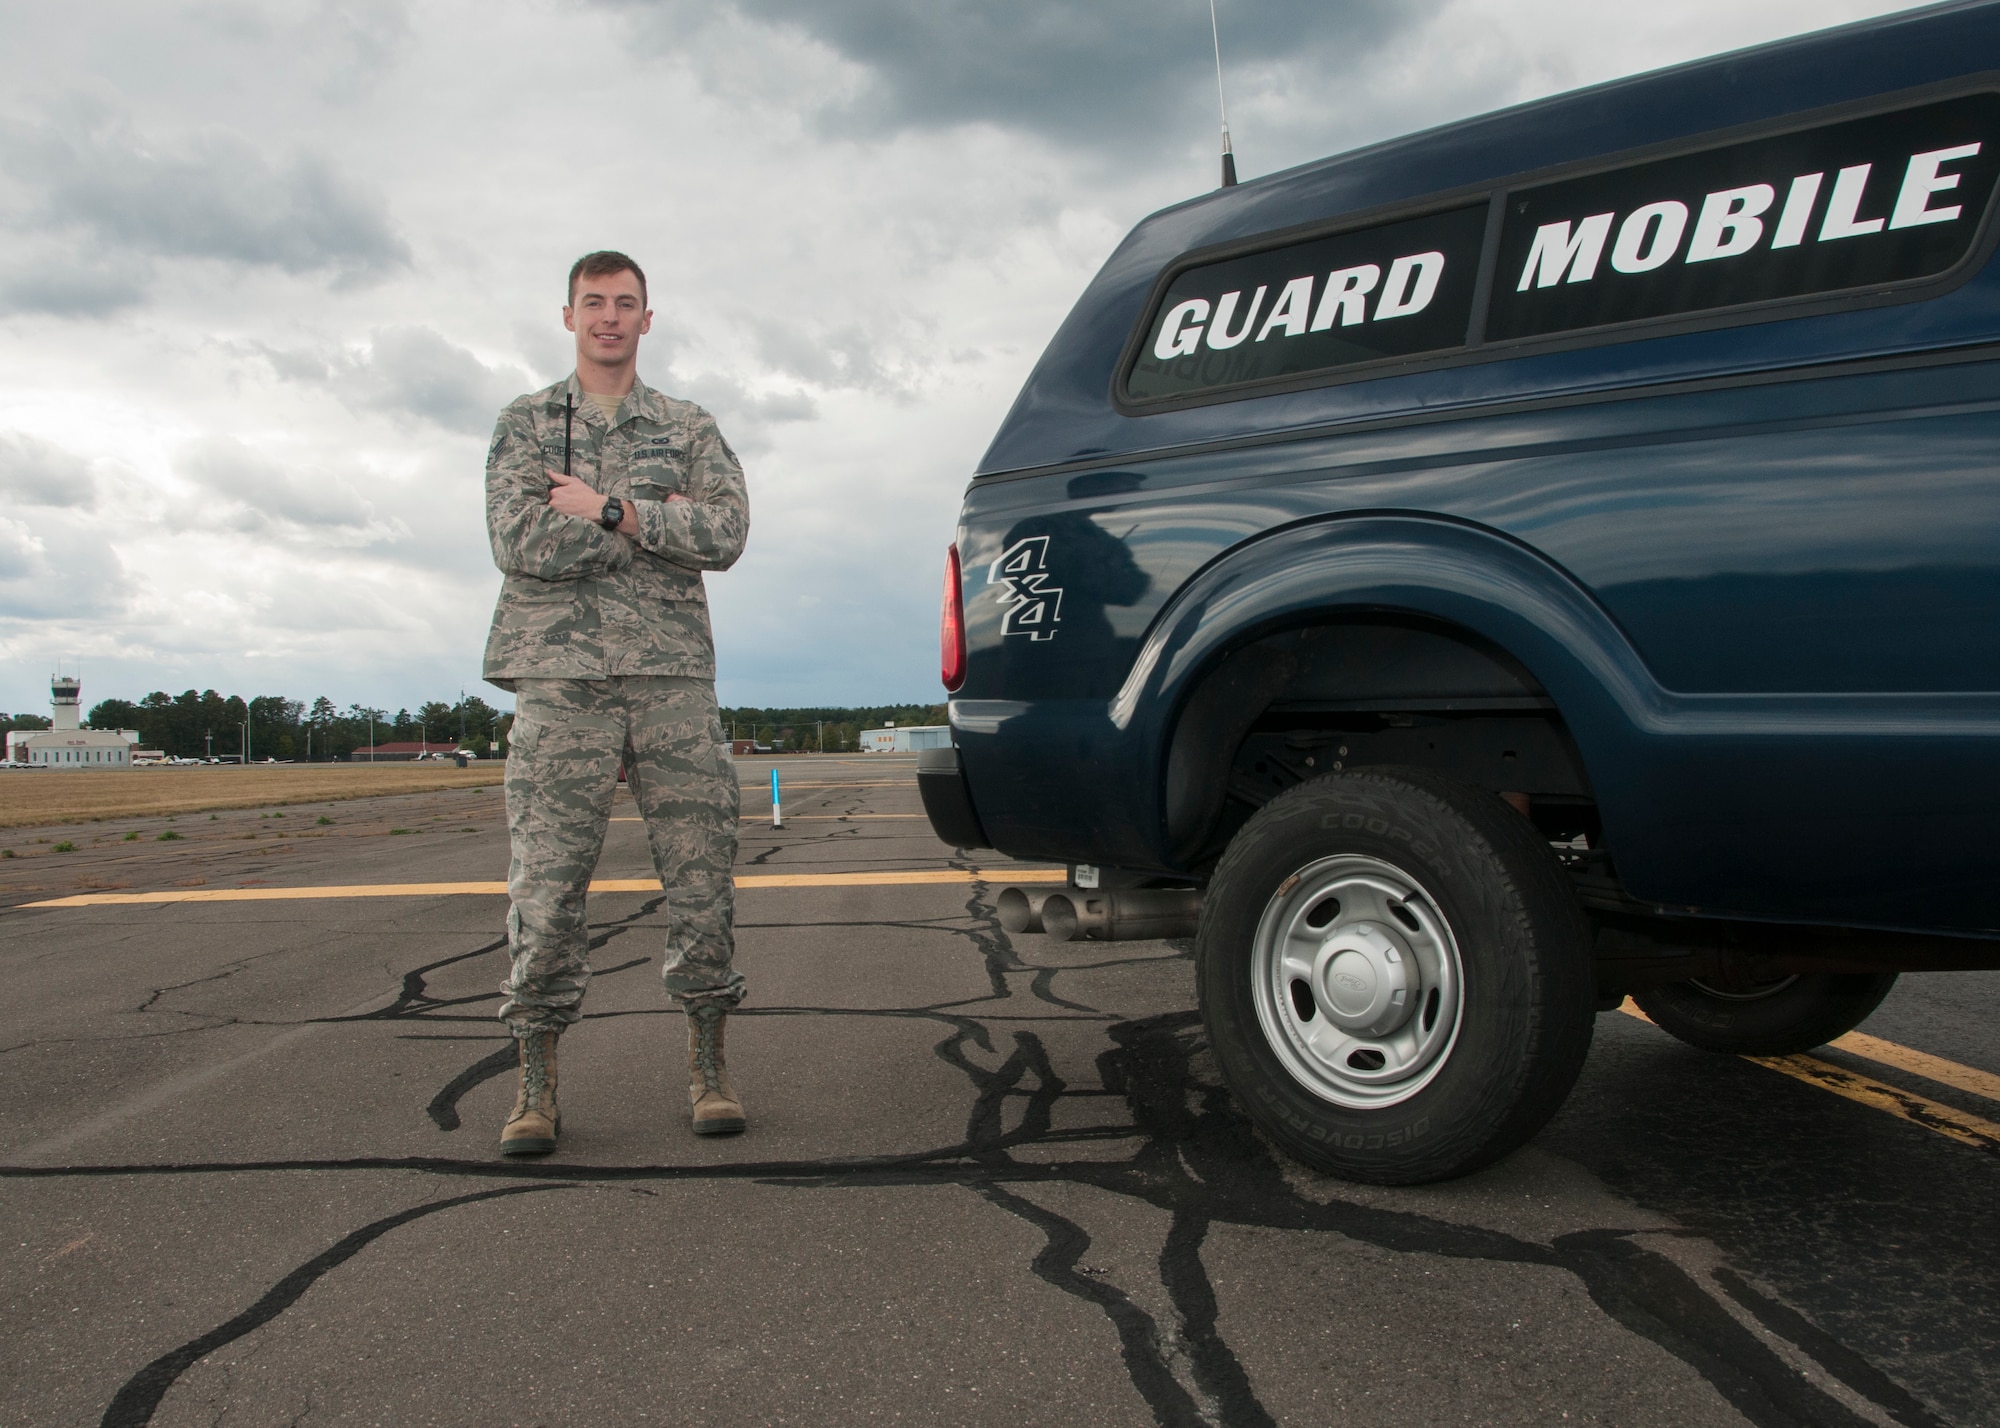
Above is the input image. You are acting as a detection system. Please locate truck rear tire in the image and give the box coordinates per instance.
[1631,972,1897,1056]
[1196,768,1595,1185]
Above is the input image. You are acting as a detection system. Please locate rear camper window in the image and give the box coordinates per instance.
[1123,90,2000,406]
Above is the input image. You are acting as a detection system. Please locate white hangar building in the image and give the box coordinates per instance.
[7,675,140,769]
[859,724,952,753]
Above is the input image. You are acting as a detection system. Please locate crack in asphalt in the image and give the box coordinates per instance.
[422,1044,520,1132]
[422,956,651,1131]
[133,955,277,1015]
[28,1008,1922,1428]
[0,798,1954,1428]
[96,1184,567,1428]
[0,949,300,1054]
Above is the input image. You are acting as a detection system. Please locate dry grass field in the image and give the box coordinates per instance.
[0,763,506,829]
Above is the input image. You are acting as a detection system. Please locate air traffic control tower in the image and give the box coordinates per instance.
[6,673,140,768]
[50,674,80,729]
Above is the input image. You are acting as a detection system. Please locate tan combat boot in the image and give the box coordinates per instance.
[499,1030,560,1156]
[686,1003,746,1136]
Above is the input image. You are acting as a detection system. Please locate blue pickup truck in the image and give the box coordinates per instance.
[919,3,2000,1184]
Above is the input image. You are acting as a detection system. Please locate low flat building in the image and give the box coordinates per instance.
[350,741,456,762]
[11,733,140,768]
[859,725,951,753]
[7,675,138,769]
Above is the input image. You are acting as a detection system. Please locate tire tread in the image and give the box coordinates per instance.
[1197,767,1594,1184]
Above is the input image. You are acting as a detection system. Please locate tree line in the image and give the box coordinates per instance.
[72,691,509,761]
[719,703,948,753]
[5,695,948,760]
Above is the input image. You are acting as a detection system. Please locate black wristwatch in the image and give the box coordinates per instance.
[599,496,625,531]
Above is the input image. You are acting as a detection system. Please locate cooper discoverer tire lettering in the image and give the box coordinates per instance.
[1196,768,1594,1184]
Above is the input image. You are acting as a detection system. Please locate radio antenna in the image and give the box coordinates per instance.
[1209,0,1237,187]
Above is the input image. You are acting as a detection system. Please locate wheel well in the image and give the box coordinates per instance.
[1163,616,1596,868]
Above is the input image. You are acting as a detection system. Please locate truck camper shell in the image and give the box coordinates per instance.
[978,0,2000,476]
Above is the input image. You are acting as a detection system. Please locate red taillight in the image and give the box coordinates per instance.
[940,543,967,691]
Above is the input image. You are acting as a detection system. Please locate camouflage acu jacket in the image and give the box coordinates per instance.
[482,373,749,689]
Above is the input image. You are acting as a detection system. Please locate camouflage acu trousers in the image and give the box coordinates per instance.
[498,676,743,1036]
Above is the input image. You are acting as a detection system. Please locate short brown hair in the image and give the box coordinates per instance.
[568,250,647,307]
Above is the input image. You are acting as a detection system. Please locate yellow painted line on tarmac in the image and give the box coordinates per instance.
[16,867,1068,908]
[1619,1000,2000,1152]
[1830,1029,2000,1105]
[612,815,925,822]
[21,883,517,906]
[737,869,1065,889]
[1744,1054,2000,1153]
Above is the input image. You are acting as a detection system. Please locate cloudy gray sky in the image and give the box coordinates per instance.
[0,0,1925,717]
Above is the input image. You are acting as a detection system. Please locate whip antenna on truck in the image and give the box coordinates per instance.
[1210,0,1237,187]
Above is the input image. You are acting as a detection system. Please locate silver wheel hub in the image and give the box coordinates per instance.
[1250,854,1465,1110]
[1315,923,1413,1036]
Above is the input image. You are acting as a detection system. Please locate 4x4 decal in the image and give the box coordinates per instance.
[988,536,1063,640]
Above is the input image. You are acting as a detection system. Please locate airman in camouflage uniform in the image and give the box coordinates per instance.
[483,251,750,1155]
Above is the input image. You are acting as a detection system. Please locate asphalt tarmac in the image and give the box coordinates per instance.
[1,755,1993,1427]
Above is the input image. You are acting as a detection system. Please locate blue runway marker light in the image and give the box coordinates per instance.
[771,766,783,829]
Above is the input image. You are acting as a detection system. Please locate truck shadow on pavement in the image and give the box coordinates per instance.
[9,883,1959,1428]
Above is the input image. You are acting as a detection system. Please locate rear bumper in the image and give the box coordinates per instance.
[917,746,989,849]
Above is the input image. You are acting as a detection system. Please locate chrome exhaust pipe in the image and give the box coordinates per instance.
[995,886,1052,934]
[1039,888,1201,942]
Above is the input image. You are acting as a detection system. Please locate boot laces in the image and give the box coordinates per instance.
[691,1007,725,1092]
[521,1035,553,1109]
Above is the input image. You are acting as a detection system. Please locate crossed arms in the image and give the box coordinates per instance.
[485,401,751,581]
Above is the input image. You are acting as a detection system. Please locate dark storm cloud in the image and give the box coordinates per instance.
[605,0,1439,148]
[0,108,409,283]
